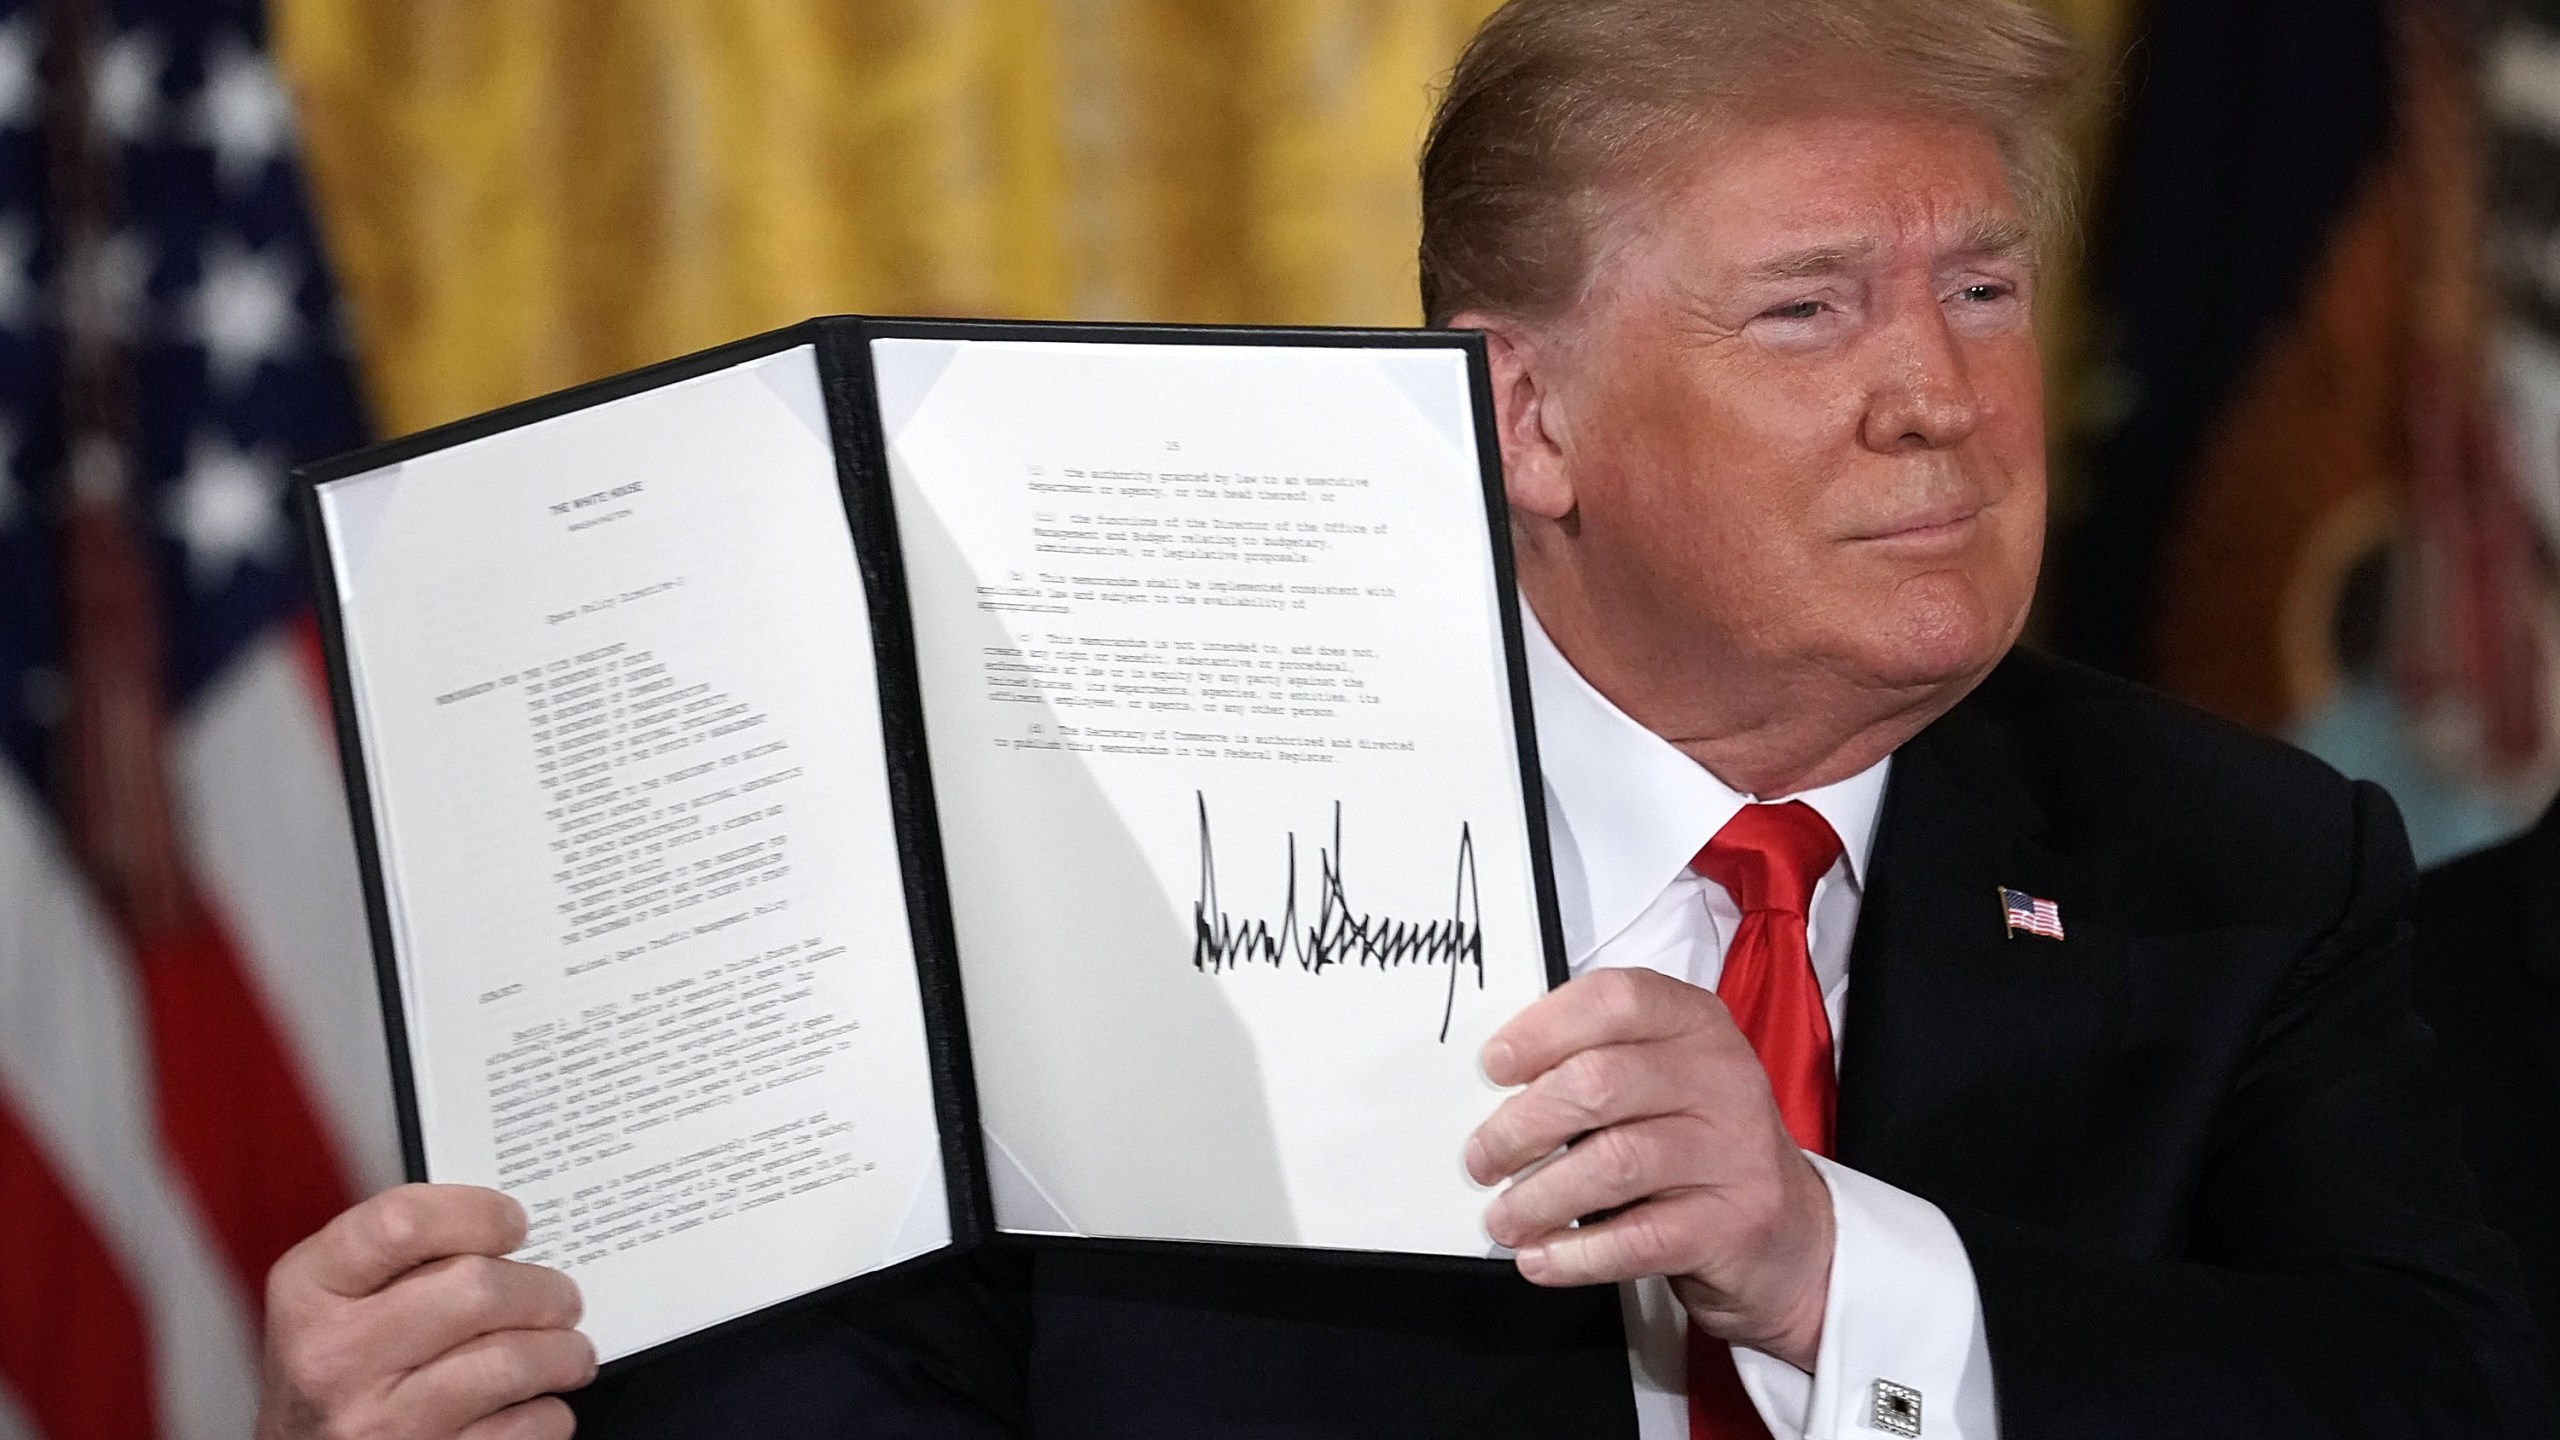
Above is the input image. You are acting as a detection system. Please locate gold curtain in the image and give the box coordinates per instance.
[273,0,2128,441]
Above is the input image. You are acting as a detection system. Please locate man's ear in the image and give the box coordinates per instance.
[1448,311,1574,522]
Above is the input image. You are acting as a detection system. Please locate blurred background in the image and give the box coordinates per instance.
[3,0,2556,1435]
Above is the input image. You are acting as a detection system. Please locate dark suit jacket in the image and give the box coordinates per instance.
[2413,796,2560,1395]
[571,650,2550,1438]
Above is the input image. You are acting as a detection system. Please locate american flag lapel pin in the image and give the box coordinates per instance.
[1999,887,2065,941]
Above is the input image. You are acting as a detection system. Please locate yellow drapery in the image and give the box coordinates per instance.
[272,0,2125,441]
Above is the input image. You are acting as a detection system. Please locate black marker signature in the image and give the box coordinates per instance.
[1190,791,1485,1043]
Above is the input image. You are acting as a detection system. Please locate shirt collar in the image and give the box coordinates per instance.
[1522,606,1891,961]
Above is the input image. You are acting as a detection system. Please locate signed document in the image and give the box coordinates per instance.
[302,319,1562,1368]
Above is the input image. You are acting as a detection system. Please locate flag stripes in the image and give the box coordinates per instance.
[0,1092,156,1439]
[174,629,400,1194]
[132,914,354,1303]
[0,765,263,1439]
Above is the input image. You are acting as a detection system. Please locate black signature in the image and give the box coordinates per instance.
[1189,791,1485,1042]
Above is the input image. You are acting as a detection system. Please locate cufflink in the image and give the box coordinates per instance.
[1868,1379,1922,1437]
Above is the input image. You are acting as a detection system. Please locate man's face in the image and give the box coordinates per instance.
[1525,109,2047,709]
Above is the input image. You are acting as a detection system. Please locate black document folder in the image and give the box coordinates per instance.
[298,317,1567,1368]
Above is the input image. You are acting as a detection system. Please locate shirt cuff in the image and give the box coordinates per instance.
[1730,1154,1998,1440]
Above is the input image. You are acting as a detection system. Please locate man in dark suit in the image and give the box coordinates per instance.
[534,653,2546,1439]
[2413,797,2560,1391]
[252,0,2551,1436]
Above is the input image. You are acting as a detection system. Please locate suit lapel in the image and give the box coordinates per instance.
[1834,690,2131,1223]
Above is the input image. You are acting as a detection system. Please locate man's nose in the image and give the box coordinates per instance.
[1859,303,1981,453]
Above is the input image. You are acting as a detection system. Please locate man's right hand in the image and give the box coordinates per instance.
[257,1183,597,1440]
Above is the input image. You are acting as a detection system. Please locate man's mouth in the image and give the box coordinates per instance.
[1845,503,1984,547]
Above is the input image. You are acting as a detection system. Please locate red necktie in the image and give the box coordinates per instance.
[1683,801,1844,1440]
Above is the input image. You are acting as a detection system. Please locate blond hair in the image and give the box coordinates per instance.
[1419,0,2083,325]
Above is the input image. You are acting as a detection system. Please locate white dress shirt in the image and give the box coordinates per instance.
[1522,614,1999,1440]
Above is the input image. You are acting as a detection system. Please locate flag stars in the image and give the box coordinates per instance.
[189,237,299,393]
[192,39,298,190]
[168,429,287,588]
[0,17,39,134]
[91,30,165,145]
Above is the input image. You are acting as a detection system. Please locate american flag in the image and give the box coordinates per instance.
[2000,887,2065,942]
[0,1,394,1436]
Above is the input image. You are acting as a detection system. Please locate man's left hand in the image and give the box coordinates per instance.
[1467,966,1835,1370]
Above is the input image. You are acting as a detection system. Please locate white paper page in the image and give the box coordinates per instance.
[878,337,1548,1257]
[319,347,949,1362]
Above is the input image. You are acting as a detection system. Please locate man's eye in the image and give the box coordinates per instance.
[1761,300,1824,321]
[1954,284,2011,304]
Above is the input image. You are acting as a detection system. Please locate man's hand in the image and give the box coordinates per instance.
[258,1184,597,1440]
[1467,967,1835,1370]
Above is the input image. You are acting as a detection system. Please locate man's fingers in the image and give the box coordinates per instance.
[348,1254,585,1376]
[456,1396,579,1440]
[289,1185,528,1301]
[390,1326,598,1438]
[1512,1194,1701,1289]
[1483,1114,1716,1248]
[1481,968,1725,1088]
[1509,1154,1837,1361]
[1467,1037,1716,1183]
